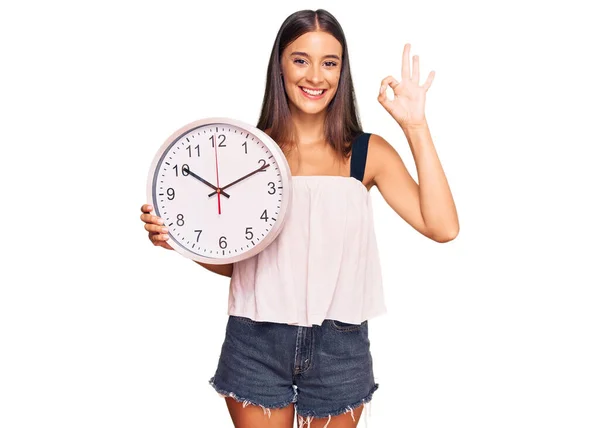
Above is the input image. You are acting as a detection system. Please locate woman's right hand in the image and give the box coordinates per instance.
[140,204,173,250]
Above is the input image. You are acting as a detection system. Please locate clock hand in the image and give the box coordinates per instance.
[185,167,230,198]
[213,136,222,215]
[207,163,270,197]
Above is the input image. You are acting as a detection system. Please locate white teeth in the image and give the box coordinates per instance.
[301,87,324,96]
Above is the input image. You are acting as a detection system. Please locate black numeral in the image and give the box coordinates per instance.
[194,229,202,242]
[173,164,190,176]
[177,214,184,226]
[167,188,175,200]
[258,159,267,169]
[219,236,228,249]
[242,141,248,154]
[267,182,276,194]
[186,144,200,157]
[245,227,253,240]
[210,134,226,147]
[260,210,268,222]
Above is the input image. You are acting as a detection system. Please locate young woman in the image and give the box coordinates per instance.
[140,9,458,428]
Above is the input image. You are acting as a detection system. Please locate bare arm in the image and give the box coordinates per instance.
[370,127,459,243]
[373,43,458,242]
[193,261,233,278]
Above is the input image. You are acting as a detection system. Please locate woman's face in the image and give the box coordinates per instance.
[280,31,343,116]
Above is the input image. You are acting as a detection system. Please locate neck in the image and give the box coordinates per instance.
[289,106,327,146]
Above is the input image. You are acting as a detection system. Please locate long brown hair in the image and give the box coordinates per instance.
[256,9,362,159]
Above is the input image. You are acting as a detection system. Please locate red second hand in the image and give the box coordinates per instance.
[213,134,222,215]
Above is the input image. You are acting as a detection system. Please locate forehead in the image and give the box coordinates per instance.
[283,31,342,57]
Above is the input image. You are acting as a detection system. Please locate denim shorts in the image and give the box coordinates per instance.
[209,315,378,421]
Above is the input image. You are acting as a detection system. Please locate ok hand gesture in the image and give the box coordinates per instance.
[378,43,435,129]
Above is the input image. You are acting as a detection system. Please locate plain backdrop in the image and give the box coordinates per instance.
[1,0,599,427]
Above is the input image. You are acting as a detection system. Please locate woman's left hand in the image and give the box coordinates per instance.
[378,43,435,129]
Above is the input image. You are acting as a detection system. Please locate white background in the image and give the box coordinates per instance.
[1,0,599,427]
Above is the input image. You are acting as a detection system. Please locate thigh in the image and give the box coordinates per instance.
[226,398,295,428]
[297,405,364,428]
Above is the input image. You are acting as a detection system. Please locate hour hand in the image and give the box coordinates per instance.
[185,167,230,198]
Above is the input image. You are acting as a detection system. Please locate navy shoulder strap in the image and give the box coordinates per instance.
[350,132,371,182]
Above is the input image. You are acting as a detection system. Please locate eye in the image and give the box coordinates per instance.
[293,58,308,65]
[324,61,338,67]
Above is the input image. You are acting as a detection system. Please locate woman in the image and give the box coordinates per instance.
[140,9,458,428]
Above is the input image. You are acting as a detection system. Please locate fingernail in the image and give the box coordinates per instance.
[162,228,168,233]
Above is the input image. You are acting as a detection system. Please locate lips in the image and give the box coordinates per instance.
[299,86,327,99]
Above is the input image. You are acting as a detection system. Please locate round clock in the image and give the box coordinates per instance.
[146,117,292,264]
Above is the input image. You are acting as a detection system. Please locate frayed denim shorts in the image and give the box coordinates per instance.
[209,315,378,421]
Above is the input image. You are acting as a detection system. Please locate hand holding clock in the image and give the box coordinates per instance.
[140,204,172,251]
[141,163,268,250]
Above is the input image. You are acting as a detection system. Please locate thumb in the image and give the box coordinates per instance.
[378,85,394,114]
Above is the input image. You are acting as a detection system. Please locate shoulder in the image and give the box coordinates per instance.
[364,133,395,154]
[360,133,400,189]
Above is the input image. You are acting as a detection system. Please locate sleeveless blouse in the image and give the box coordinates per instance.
[227,133,386,327]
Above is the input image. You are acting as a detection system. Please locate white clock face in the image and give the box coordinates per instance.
[148,119,290,263]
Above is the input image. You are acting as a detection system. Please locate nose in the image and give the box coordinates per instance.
[306,63,324,85]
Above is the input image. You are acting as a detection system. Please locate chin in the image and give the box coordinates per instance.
[292,96,333,116]
[297,104,328,115]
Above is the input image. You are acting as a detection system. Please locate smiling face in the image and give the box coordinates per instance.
[280,31,343,117]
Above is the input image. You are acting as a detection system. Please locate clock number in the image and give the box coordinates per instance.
[267,182,276,195]
[258,159,267,170]
[194,229,202,242]
[245,227,254,240]
[260,209,268,222]
[177,214,184,226]
[186,144,200,157]
[210,134,227,147]
[242,141,248,154]
[219,236,228,249]
[167,188,175,200]
[173,164,190,176]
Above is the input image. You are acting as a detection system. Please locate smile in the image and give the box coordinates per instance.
[300,86,327,98]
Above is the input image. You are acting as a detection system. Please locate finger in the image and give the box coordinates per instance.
[141,204,153,213]
[423,70,435,91]
[380,75,400,89]
[377,86,394,114]
[150,232,170,243]
[145,223,169,234]
[379,75,400,96]
[402,43,411,80]
[140,213,164,225]
[412,55,420,84]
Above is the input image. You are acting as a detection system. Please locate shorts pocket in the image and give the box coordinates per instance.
[329,319,365,332]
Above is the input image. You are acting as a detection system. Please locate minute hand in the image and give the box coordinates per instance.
[207,164,270,197]
[185,168,230,198]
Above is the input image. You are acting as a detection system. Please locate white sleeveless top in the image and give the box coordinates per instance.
[227,175,386,327]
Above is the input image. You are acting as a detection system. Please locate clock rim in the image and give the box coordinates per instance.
[146,116,293,265]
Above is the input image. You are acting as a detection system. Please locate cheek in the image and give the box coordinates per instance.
[328,74,341,92]
[283,68,303,85]
[328,69,341,84]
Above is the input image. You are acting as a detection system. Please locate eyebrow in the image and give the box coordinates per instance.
[290,51,341,61]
